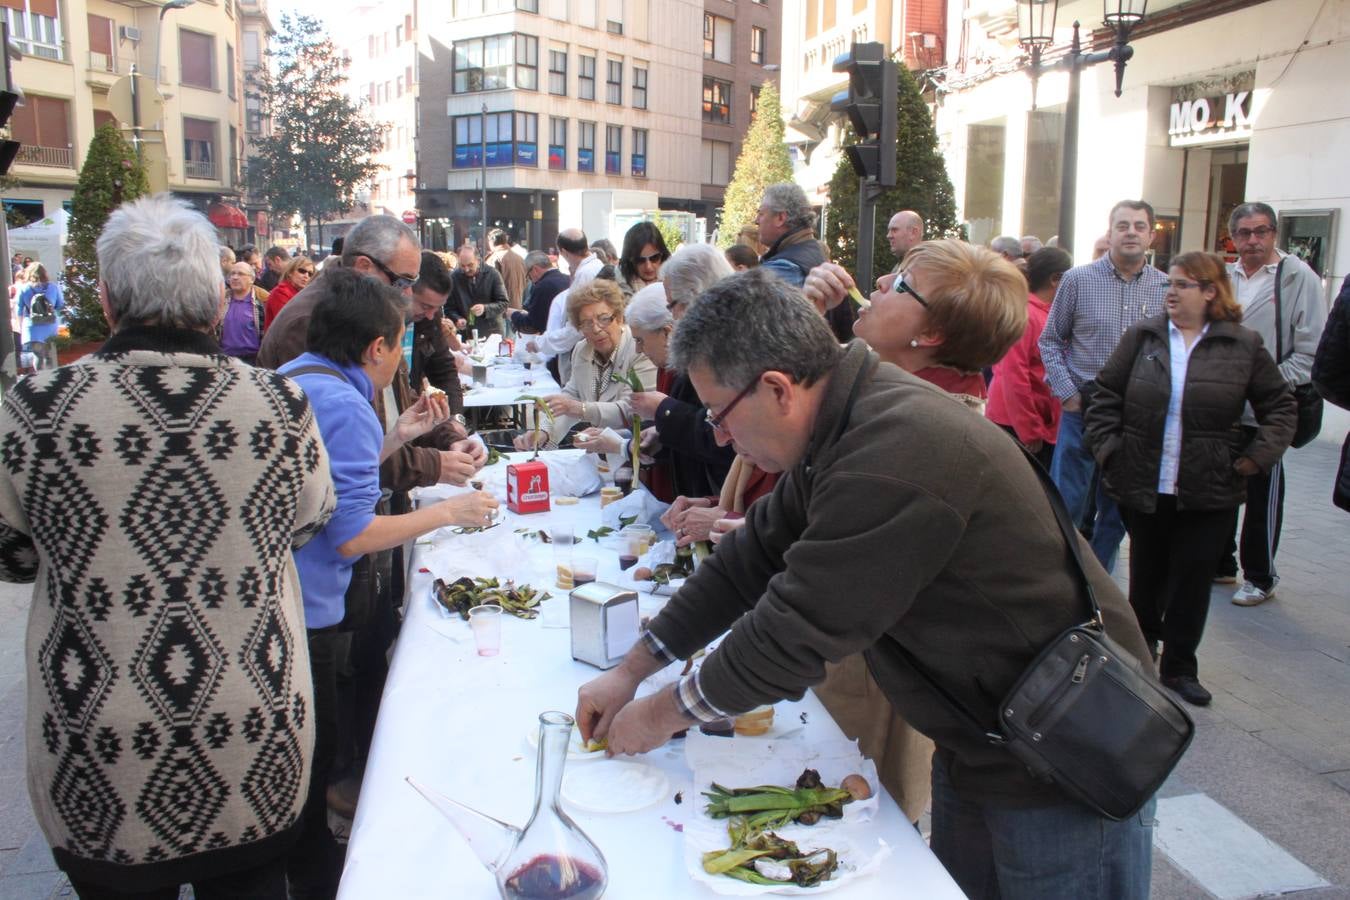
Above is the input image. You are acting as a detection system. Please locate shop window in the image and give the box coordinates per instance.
[964,121,1005,247]
[1021,107,1063,246]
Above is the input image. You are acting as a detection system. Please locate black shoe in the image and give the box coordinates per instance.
[1162,674,1212,707]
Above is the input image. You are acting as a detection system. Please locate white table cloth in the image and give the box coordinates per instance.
[337,455,964,899]
[458,361,560,410]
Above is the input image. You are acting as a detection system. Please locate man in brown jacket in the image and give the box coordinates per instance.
[576,269,1158,899]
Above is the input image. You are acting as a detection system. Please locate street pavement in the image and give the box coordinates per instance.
[0,429,1347,899]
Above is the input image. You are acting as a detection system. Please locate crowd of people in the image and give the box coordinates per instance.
[0,181,1346,900]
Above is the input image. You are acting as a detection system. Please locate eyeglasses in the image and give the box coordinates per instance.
[577,313,617,332]
[705,375,762,435]
[636,252,664,265]
[356,253,418,290]
[894,273,929,308]
[1165,278,1209,291]
[1233,226,1275,241]
[296,268,315,276]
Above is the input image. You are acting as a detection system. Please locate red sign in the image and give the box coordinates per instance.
[402,209,419,225]
[506,461,550,514]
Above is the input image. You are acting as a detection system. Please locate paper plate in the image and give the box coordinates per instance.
[524,722,607,762]
[562,761,669,813]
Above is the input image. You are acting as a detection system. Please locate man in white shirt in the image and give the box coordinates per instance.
[1220,202,1327,607]
[526,228,602,385]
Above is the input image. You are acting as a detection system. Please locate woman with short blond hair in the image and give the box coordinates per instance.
[263,254,315,329]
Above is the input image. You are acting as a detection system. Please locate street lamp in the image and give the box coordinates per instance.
[1018,0,1146,255]
[153,0,196,88]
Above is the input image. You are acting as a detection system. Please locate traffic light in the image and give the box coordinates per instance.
[830,42,897,188]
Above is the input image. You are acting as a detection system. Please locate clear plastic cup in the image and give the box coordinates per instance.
[572,556,599,587]
[551,523,575,589]
[621,524,654,556]
[468,605,502,656]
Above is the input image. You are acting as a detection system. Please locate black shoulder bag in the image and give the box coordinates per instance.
[1274,259,1324,448]
[879,449,1194,821]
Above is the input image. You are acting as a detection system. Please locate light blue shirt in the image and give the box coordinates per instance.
[1157,321,1209,495]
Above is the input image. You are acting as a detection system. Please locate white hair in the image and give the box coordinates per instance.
[97,194,224,330]
[341,214,418,266]
[661,242,734,309]
[626,282,672,333]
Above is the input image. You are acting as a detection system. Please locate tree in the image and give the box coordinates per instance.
[65,123,150,342]
[653,217,684,255]
[247,14,384,252]
[824,61,959,276]
[717,83,795,248]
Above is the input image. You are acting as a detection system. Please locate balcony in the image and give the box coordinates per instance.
[9,38,64,61]
[17,145,74,168]
[185,158,218,179]
[87,51,138,75]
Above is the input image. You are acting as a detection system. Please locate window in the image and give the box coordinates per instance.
[407,65,415,88]
[750,27,766,65]
[703,14,732,64]
[632,65,647,110]
[1022,107,1064,246]
[10,94,72,166]
[606,20,623,34]
[180,30,216,90]
[549,116,567,170]
[702,139,731,186]
[453,34,513,93]
[606,59,621,105]
[453,114,482,167]
[519,0,539,11]
[515,35,538,90]
[5,1,64,61]
[183,117,217,179]
[87,14,113,70]
[578,121,595,173]
[548,50,567,95]
[242,31,260,69]
[226,43,236,99]
[228,124,238,185]
[368,35,376,58]
[396,24,404,44]
[453,0,537,15]
[578,54,595,101]
[632,128,647,177]
[605,125,621,174]
[702,77,731,124]
[397,76,404,97]
[964,120,1006,247]
[516,111,538,166]
[750,84,761,116]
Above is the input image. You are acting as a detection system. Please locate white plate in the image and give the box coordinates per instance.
[562,761,669,813]
[524,722,607,762]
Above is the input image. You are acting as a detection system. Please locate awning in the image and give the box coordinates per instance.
[208,201,248,230]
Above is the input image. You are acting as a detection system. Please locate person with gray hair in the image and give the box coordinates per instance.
[1020,235,1044,258]
[989,235,1023,262]
[660,241,733,314]
[575,264,1158,900]
[0,193,339,897]
[510,249,570,336]
[219,243,236,280]
[755,182,854,341]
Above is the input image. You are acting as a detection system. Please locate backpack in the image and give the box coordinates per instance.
[29,286,55,325]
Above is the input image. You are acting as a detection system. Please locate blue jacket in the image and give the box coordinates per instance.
[18,281,63,344]
[280,352,382,628]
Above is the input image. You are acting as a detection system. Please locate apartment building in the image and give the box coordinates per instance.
[778,0,946,218]
[415,0,704,252]
[3,0,249,236]
[698,0,779,220]
[238,0,274,244]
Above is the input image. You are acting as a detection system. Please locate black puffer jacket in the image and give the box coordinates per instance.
[1085,315,1296,513]
[1313,277,1350,410]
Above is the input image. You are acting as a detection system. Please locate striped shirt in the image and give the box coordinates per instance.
[640,629,729,723]
[1039,254,1168,400]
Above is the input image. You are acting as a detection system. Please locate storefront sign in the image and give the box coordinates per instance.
[1169,91,1253,147]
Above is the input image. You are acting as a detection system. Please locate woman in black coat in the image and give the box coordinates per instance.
[1085,251,1296,706]
[1312,276,1350,510]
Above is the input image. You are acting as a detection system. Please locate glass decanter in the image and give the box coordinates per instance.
[409,711,609,899]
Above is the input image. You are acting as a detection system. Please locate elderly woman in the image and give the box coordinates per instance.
[616,221,670,298]
[0,195,337,899]
[1085,252,1295,706]
[514,279,656,450]
[220,260,266,362]
[264,254,316,329]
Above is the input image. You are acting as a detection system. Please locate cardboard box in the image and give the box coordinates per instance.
[507,461,551,514]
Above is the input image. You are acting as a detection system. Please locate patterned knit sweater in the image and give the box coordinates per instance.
[0,326,336,890]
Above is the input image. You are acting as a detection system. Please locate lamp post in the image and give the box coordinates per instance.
[1018,0,1147,256]
[480,102,488,255]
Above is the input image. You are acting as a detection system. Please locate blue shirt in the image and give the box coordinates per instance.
[280,352,382,629]
[18,281,64,344]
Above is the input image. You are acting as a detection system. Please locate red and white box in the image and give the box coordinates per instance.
[506,461,551,514]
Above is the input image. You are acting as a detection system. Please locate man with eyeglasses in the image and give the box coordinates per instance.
[1219,202,1327,607]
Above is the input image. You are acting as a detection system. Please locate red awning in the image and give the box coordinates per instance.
[208,202,248,230]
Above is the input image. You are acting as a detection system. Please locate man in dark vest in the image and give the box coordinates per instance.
[756,182,854,341]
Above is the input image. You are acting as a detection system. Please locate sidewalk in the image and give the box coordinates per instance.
[1,433,1347,899]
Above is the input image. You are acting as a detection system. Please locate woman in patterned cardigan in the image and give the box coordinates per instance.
[0,195,336,899]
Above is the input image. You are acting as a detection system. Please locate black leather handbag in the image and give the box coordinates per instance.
[1274,259,1324,449]
[889,448,1195,821]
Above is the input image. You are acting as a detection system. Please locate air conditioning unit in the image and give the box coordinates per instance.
[120,25,142,42]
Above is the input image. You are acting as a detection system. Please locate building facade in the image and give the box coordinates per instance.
[934,0,1349,296]
[3,0,248,236]
[414,0,705,252]
[238,0,274,245]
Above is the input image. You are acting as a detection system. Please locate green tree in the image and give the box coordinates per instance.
[653,216,684,254]
[717,82,795,247]
[65,123,149,342]
[824,61,959,276]
[247,13,384,251]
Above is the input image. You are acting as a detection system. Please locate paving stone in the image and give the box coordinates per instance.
[0,870,63,900]
[3,832,55,877]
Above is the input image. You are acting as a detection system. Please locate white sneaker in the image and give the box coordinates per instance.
[1232,581,1276,607]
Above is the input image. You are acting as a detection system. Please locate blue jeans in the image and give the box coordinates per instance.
[1051,410,1125,572]
[930,754,1155,900]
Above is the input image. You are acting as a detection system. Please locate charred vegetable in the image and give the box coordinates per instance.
[485,447,503,466]
[701,821,839,887]
[432,576,552,620]
[703,768,856,831]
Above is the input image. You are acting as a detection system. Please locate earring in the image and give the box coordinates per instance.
[909,339,920,348]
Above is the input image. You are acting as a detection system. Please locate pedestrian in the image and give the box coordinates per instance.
[1086,251,1296,706]
[525,229,602,385]
[510,250,569,338]
[220,261,266,363]
[1039,199,1168,571]
[446,245,509,337]
[885,210,925,270]
[576,268,1157,898]
[1218,202,1329,605]
[1312,276,1350,511]
[615,221,670,299]
[0,194,338,900]
[17,263,64,370]
[259,245,291,291]
[487,229,527,311]
[990,235,1023,264]
[264,256,316,330]
[724,244,758,270]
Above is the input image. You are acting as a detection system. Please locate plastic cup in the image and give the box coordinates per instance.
[621,524,654,556]
[572,556,598,587]
[468,605,502,656]
[551,523,575,588]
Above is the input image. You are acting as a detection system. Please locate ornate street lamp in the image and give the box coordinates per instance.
[1017,0,1147,254]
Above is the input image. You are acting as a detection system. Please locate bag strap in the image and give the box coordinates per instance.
[286,364,350,384]
[1274,258,1287,364]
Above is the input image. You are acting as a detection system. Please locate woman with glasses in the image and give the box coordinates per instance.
[513,279,656,450]
[1085,251,1295,707]
[264,255,315,329]
[616,221,670,299]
